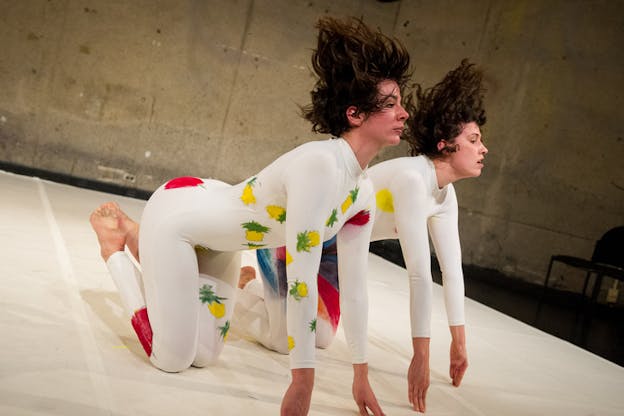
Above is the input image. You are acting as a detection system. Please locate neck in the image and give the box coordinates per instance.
[432,157,459,188]
[342,132,383,170]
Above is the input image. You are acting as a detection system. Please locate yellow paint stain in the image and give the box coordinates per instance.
[376,189,394,213]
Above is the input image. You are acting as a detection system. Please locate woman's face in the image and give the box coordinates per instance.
[356,79,409,147]
[444,122,488,179]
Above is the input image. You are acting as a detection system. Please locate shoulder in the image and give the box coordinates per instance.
[370,156,429,189]
[444,183,458,204]
[280,138,340,172]
[370,156,432,178]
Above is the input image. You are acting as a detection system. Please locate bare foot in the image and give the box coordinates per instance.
[238,266,257,289]
[116,205,140,261]
[90,202,127,261]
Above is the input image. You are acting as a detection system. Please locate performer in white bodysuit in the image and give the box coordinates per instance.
[241,59,488,413]
[90,17,411,416]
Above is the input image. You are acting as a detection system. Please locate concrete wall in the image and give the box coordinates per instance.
[1,0,623,289]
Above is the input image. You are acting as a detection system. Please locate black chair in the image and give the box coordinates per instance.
[542,226,624,307]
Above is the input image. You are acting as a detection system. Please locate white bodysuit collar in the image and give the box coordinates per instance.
[335,137,365,179]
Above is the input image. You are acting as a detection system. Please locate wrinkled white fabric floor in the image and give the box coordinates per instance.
[1,170,623,416]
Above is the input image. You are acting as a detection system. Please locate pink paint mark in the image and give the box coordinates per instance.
[346,209,370,226]
[164,176,204,189]
[276,245,287,262]
[131,307,153,356]
[317,274,340,330]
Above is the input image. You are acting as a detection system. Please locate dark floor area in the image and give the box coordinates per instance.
[370,240,624,367]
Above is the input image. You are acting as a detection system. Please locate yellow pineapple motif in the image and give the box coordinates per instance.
[266,205,286,223]
[209,302,225,318]
[199,284,227,318]
[326,208,338,227]
[341,187,360,213]
[289,280,308,300]
[296,230,320,252]
[241,221,270,248]
[219,321,230,341]
[285,250,293,265]
[240,177,257,205]
[287,336,295,351]
[376,189,394,213]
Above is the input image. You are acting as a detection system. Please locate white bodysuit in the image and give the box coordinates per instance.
[238,154,465,352]
[107,138,375,371]
[369,155,465,337]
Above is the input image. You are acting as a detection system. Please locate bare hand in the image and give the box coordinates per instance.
[449,340,468,387]
[407,352,429,413]
[352,363,385,416]
[281,368,314,416]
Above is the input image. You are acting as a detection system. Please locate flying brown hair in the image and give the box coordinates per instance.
[405,59,486,157]
[302,16,412,137]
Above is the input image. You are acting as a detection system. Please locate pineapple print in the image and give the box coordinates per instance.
[285,249,293,265]
[266,205,287,223]
[309,319,317,333]
[376,189,394,213]
[199,284,227,318]
[287,336,295,351]
[289,280,308,300]
[240,177,257,205]
[242,221,270,248]
[341,187,360,213]
[219,321,230,341]
[296,230,320,252]
[326,208,338,227]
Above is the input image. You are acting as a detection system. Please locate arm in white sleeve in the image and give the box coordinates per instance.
[428,187,465,327]
[283,151,335,369]
[336,189,375,364]
[391,172,435,338]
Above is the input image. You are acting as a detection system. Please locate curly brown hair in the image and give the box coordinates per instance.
[301,16,411,137]
[405,59,486,158]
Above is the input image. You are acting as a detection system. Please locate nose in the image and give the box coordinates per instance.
[481,143,488,155]
[398,103,409,121]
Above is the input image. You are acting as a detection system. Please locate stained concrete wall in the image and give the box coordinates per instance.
[1,0,623,289]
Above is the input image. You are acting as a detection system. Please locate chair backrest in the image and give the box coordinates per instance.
[591,226,624,268]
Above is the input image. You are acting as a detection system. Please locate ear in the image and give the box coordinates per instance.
[346,106,363,127]
[437,140,448,152]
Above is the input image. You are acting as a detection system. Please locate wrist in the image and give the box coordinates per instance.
[291,368,315,389]
[352,362,369,379]
[449,325,466,345]
[412,337,430,358]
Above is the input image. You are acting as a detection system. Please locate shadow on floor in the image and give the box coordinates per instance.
[370,240,624,367]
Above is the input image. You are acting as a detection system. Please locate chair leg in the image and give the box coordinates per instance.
[581,270,592,298]
[574,271,594,339]
[589,274,604,307]
[575,273,603,346]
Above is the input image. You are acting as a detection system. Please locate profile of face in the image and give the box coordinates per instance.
[439,121,488,179]
[347,79,409,148]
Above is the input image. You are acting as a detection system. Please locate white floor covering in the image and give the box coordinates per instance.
[1,169,623,416]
